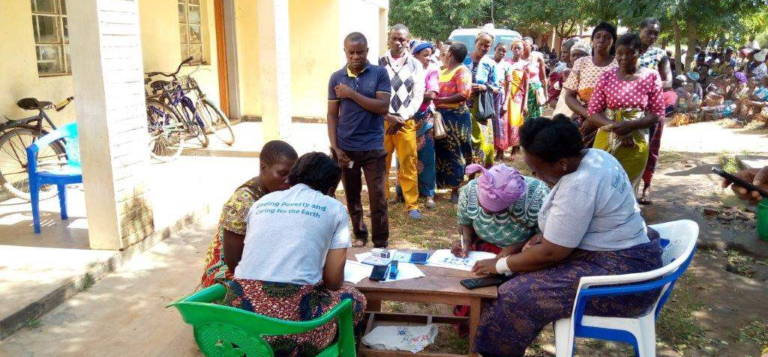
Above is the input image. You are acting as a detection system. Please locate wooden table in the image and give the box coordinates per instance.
[346,248,498,357]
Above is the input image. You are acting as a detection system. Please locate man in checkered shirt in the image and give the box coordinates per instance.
[378,24,426,220]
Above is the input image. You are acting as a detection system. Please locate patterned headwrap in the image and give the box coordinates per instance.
[734,72,748,85]
[570,40,592,56]
[412,42,434,56]
[465,164,527,212]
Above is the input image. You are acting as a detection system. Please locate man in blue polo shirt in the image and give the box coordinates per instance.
[328,32,392,248]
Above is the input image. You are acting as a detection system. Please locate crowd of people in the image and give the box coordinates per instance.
[189,19,767,357]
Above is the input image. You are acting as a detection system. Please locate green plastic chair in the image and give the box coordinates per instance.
[168,284,357,357]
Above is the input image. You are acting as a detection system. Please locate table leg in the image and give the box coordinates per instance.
[367,299,382,312]
[468,297,482,357]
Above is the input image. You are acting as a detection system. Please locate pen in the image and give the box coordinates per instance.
[460,230,465,252]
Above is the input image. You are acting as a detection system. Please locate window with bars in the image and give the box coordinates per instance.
[178,0,204,65]
[31,0,70,76]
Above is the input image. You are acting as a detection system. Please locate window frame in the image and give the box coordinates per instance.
[178,0,207,66]
[31,0,70,77]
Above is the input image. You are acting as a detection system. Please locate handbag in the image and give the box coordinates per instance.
[432,110,447,140]
[476,89,496,124]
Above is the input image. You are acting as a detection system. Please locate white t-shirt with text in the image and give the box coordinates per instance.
[537,149,649,251]
[234,184,351,285]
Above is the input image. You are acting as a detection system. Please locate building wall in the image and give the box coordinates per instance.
[233,0,262,118]
[0,0,222,126]
[338,0,387,64]
[0,0,389,125]
[0,0,76,126]
[287,0,341,119]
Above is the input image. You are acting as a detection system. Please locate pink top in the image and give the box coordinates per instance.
[587,68,665,118]
[525,54,542,84]
[419,63,440,112]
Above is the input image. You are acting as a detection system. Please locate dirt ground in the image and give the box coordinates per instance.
[342,120,768,357]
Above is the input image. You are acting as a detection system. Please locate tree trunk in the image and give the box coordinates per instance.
[685,23,698,70]
[672,20,683,72]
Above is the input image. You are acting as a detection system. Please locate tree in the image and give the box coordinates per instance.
[389,0,492,41]
[494,0,592,53]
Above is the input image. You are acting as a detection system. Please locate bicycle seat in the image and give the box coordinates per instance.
[17,98,52,111]
[150,80,171,91]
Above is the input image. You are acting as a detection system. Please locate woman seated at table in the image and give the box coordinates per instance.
[200,140,298,287]
[471,116,663,357]
[226,152,367,357]
[451,163,550,258]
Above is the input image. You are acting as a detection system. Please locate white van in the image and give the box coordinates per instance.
[449,25,522,59]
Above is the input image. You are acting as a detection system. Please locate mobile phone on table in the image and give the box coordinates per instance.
[369,264,389,282]
[460,276,508,290]
[712,167,768,198]
[409,252,429,265]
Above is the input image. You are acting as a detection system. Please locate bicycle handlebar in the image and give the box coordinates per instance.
[145,56,195,79]
[55,97,75,112]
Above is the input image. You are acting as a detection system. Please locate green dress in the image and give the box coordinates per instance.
[457,176,550,247]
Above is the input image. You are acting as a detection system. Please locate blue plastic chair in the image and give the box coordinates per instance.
[554,220,699,357]
[26,122,82,234]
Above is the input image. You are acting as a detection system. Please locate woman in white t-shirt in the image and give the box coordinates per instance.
[470,116,663,356]
[228,152,366,357]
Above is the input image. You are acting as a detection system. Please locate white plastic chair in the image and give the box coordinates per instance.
[554,220,699,357]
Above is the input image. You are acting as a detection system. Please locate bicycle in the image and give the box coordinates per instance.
[0,97,73,200]
[144,77,186,162]
[146,57,235,148]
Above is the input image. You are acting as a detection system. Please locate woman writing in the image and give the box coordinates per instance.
[471,116,662,356]
[563,22,618,147]
[434,42,473,203]
[505,39,530,156]
[451,163,550,257]
[412,42,440,209]
[228,152,367,357]
[200,140,297,287]
[464,32,498,167]
[587,33,664,189]
[450,162,549,333]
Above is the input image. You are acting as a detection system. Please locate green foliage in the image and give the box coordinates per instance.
[389,0,492,41]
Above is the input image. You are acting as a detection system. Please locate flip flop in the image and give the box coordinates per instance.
[352,238,367,248]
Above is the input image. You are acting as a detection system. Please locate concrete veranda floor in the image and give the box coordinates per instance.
[0,121,330,338]
[0,214,216,357]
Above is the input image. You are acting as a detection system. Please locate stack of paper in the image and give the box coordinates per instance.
[426,249,497,271]
[344,260,373,284]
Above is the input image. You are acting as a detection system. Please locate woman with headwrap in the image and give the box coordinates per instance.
[411,42,440,209]
[464,32,498,167]
[548,38,578,109]
[450,162,550,335]
[552,40,591,117]
[505,39,530,156]
[563,22,618,147]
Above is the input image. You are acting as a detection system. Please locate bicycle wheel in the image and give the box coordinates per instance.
[0,128,66,201]
[200,99,235,145]
[181,105,209,148]
[146,99,185,162]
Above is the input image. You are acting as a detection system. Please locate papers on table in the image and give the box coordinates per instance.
[344,259,426,283]
[344,260,373,284]
[426,249,497,271]
[386,261,425,282]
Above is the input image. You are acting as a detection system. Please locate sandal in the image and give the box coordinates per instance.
[352,238,367,248]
